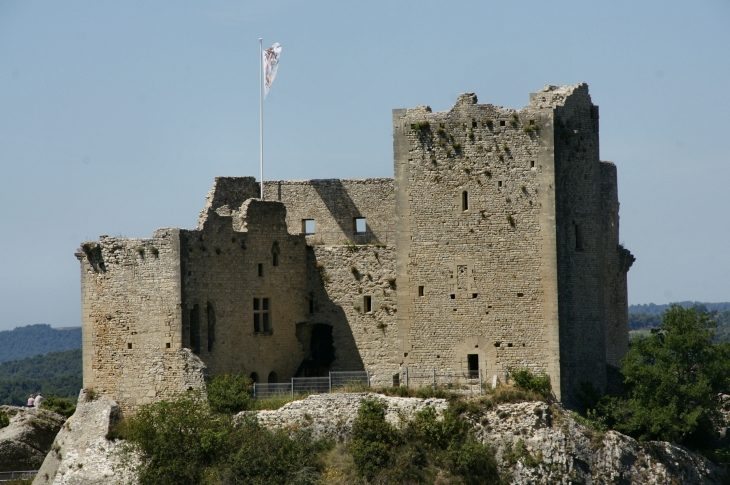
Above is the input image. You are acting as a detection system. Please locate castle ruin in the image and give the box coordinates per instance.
[76,84,634,410]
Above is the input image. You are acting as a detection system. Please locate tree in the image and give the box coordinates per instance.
[613,305,730,448]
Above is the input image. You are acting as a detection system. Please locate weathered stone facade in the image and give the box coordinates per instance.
[77,83,633,409]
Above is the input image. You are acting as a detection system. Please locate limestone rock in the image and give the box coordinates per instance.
[33,391,137,485]
[243,392,448,441]
[0,405,65,471]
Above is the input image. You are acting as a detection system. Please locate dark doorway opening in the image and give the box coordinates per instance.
[467,354,479,378]
[296,324,336,377]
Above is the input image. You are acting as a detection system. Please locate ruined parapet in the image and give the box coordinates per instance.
[198,176,260,229]
[263,178,395,246]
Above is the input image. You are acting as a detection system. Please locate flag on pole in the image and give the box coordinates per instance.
[263,43,282,99]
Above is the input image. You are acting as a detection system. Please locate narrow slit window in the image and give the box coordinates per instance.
[575,223,584,251]
[461,191,469,211]
[354,217,367,234]
[498,181,503,188]
[253,298,271,332]
[309,298,314,314]
[258,263,263,277]
[418,286,425,297]
[530,160,535,168]
[302,219,316,234]
[364,295,372,313]
[272,253,278,266]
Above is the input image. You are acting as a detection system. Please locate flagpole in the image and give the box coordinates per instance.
[259,38,264,200]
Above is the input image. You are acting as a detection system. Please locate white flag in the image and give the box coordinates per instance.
[263,43,282,99]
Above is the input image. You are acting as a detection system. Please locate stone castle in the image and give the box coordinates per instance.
[76,83,634,410]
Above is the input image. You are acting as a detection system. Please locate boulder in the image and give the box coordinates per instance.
[0,405,65,471]
[32,390,137,485]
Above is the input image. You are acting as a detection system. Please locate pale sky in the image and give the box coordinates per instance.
[1,1,729,331]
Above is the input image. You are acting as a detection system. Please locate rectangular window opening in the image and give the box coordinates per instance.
[498,181,503,188]
[499,120,506,126]
[258,263,263,277]
[364,295,372,313]
[166,342,171,349]
[302,219,316,234]
[127,343,132,349]
[461,191,469,211]
[529,119,535,125]
[354,217,367,234]
[450,294,456,299]
[467,354,479,378]
[309,298,314,314]
[575,223,584,251]
[418,286,425,297]
[393,374,400,387]
[530,160,535,168]
[471,121,477,128]
[472,293,478,299]
[253,297,271,332]
[272,253,279,266]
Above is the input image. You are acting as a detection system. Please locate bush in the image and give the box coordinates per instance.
[349,398,503,484]
[508,368,552,401]
[0,411,9,428]
[40,395,76,418]
[206,373,253,414]
[122,395,332,485]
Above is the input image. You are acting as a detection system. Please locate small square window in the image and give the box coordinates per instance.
[471,121,477,128]
[364,295,372,313]
[166,342,171,348]
[258,263,263,277]
[450,294,456,299]
[529,119,535,125]
[354,217,367,234]
[302,219,316,234]
[499,120,506,126]
[418,286,424,297]
[127,343,132,349]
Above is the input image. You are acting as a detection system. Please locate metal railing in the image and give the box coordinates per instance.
[253,371,370,399]
[252,369,495,399]
[0,470,38,482]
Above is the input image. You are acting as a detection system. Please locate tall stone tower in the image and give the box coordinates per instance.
[392,84,633,402]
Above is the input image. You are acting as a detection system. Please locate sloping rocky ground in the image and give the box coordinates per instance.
[32,390,137,485]
[246,393,727,485]
[27,391,728,485]
[0,405,65,471]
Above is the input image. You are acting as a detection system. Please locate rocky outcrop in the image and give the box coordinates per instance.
[250,393,727,485]
[473,401,726,485]
[0,405,65,471]
[243,392,448,440]
[33,390,137,485]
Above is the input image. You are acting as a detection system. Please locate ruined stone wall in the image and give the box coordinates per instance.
[182,199,309,383]
[306,245,400,386]
[77,231,206,413]
[550,84,607,398]
[197,176,260,229]
[393,92,557,389]
[599,161,629,370]
[262,179,395,246]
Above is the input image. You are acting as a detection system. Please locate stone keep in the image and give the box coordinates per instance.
[77,83,633,410]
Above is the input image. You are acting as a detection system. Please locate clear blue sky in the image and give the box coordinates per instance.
[1,1,728,331]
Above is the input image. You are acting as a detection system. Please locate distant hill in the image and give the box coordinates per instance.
[0,349,82,406]
[629,301,730,315]
[0,324,81,363]
[629,302,730,343]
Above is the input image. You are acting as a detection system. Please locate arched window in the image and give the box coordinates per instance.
[268,371,278,384]
[250,372,259,383]
[206,302,216,352]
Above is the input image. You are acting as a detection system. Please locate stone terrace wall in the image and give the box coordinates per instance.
[307,245,400,386]
[263,179,395,246]
[77,231,206,412]
[393,91,557,389]
[182,200,309,383]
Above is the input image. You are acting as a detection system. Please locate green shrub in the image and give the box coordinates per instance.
[206,373,253,414]
[0,411,9,428]
[40,395,77,418]
[508,368,552,401]
[349,398,400,480]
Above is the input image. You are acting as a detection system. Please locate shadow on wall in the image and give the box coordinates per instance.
[312,180,366,239]
[294,246,365,377]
